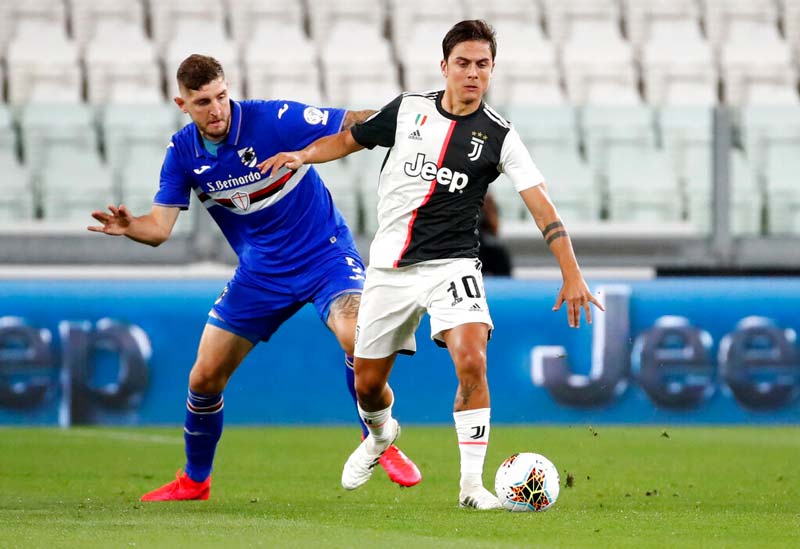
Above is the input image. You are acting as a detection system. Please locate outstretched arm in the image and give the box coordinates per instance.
[257,128,365,176]
[519,183,604,328]
[88,204,179,247]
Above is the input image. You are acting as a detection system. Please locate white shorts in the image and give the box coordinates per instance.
[354,258,494,359]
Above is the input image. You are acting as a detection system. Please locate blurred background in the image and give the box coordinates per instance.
[0,0,798,273]
[0,1,798,427]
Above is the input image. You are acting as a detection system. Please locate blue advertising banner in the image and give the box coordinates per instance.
[0,278,798,425]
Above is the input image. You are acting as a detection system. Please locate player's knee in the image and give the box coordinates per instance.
[354,374,382,402]
[452,346,487,380]
[188,362,229,394]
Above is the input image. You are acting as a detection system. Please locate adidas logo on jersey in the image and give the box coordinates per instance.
[470,303,482,312]
[408,129,422,141]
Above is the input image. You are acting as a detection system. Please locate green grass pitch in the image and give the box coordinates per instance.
[1,425,798,548]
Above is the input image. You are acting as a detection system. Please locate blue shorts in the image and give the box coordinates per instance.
[207,247,365,344]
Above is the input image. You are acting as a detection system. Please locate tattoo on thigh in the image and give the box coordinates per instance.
[329,293,361,320]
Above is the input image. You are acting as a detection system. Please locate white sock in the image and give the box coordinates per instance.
[358,402,393,444]
[454,408,491,491]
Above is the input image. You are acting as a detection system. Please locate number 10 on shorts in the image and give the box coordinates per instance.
[447,275,482,307]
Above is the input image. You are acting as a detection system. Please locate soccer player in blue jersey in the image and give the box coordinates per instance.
[88,54,421,500]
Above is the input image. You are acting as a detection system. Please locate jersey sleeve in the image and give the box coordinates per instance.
[271,101,346,150]
[153,141,191,209]
[350,94,402,149]
[498,127,545,193]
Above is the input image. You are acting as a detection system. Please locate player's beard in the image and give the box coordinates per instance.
[203,117,229,140]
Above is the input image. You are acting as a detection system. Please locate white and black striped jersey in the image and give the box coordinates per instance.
[351,90,545,268]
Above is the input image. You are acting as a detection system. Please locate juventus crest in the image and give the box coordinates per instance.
[468,132,487,161]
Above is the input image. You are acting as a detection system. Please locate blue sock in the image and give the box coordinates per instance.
[184,390,224,482]
[345,355,369,438]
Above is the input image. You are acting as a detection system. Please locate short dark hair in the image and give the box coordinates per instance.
[176,54,225,91]
[442,20,497,61]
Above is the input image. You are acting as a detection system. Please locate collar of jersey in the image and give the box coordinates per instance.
[435,90,485,121]
[193,99,243,158]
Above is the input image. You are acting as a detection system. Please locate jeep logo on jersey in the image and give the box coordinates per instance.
[238,147,258,168]
[404,153,469,193]
[230,191,250,211]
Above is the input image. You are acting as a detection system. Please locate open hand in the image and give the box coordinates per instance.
[257,151,305,176]
[552,279,605,328]
[87,204,133,236]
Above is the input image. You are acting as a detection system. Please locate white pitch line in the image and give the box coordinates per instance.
[60,429,183,445]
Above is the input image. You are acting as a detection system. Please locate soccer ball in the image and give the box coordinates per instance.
[494,452,560,512]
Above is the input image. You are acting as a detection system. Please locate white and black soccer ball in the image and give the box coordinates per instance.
[495,452,560,512]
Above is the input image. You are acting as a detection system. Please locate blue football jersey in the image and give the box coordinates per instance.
[155,100,352,274]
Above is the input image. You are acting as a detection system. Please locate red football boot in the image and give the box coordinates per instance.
[379,444,422,487]
[140,470,211,501]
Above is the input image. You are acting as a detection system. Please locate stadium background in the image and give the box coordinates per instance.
[0,0,798,427]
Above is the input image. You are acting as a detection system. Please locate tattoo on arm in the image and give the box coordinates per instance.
[328,292,361,321]
[546,231,569,245]
[541,220,568,246]
[342,109,377,131]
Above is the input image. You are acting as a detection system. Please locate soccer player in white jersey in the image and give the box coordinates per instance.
[258,20,603,510]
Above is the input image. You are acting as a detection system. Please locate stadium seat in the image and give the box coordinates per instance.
[581,105,656,174]
[163,22,243,100]
[18,103,98,178]
[70,0,146,48]
[102,103,177,175]
[763,143,800,234]
[147,0,226,53]
[5,21,82,105]
[605,146,681,223]
[228,0,304,47]
[84,24,162,105]
[313,160,361,232]
[463,0,542,28]
[306,0,385,47]
[531,147,600,224]
[0,0,68,48]
[319,22,399,107]
[740,105,800,177]
[486,21,562,107]
[703,0,779,50]
[396,20,456,92]
[0,106,34,221]
[390,0,466,52]
[0,157,35,222]
[719,21,797,106]
[684,148,762,235]
[622,0,700,51]
[505,105,580,156]
[640,23,717,106]
[659,106,714,219]
[561,21,640,105]
[350,147,389,237]
[785,0,800,58]
[0,105,16,162]
[740,105,800,234]
[39,149,115,223]
[543,0,620,45]
[244,26,322,104]
[729,149,762,235]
